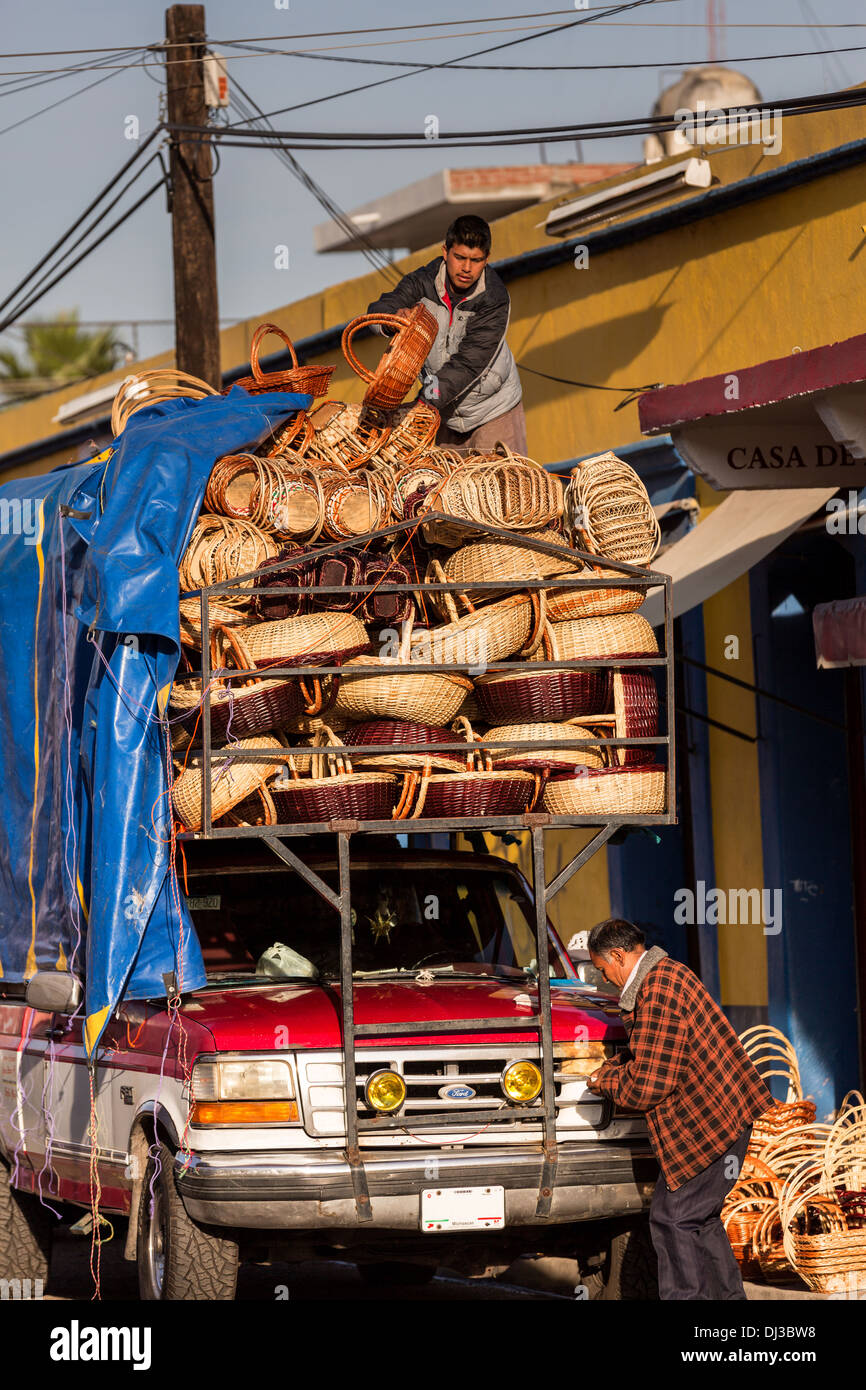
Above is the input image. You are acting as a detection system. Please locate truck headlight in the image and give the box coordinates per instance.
[190,1057,298,1125]
[501,1060,542,1104]
[365,1069,406,1113]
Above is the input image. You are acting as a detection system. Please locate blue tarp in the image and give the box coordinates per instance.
[0,387,308,1054]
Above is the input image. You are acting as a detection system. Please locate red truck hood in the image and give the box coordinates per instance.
[182,978,625,1052]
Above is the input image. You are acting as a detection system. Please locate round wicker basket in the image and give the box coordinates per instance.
[342,305,438,410]
[565,452,660,565]
[111,369,218,436]
[544,765,666,816]
[172,735,285,831]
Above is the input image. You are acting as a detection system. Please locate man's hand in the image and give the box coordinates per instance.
[585,1068,604,1095]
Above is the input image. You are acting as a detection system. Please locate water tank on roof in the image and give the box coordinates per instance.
[645,66,763,163]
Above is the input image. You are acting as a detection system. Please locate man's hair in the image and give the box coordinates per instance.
[444,215,491,255]
[588,918,646,958]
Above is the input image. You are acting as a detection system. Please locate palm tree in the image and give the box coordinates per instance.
[0,310,129,400]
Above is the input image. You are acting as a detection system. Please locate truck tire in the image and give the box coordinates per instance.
[0,1160,52,1286]
[137,1139,238,1301]
[601,1218,658,1301]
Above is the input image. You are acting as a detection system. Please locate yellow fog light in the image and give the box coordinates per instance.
[501,1060,543,1104]
[365,1069,406,1113]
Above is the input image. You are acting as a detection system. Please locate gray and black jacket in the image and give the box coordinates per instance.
[367,257,522,433]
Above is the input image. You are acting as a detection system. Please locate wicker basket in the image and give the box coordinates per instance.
[172,735,285,831]
[178,596,250,648]
[481,720,605,774]
[370,400,440,468]
[780,1131,866,1295]
[334,618,473,725]
[111,369,218,436]
[544,764,666,816]
[260,410,316,460]
[179,516,280,605]
[740,1025,805,1103]
[170,664,309,747]
[322,470,392,540]
[431,531,579,615]
[342,718,471,772]
[612,671,658,766]
[392,450,462,520]
[342,306,438,410]
[405,768,539,820]
[238,610,369,672]
[536,612,659,663]
[412,592,545,670]
[305,400,392,471]
[546,567,648,622]
[565,452,660,565]
[269,767,398,824]
[422,453,564,545]
[474,667,611,725]
[234,323,335,398]
[249,547,316,622]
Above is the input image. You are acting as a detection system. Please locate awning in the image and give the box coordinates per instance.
[813,596,866,668]
[638,331,866,492]
[641,486,837,626]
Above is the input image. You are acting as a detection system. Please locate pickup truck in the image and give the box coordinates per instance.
[0,843,658,1300]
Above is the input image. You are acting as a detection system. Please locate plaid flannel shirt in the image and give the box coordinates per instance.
[593,956,773,1191]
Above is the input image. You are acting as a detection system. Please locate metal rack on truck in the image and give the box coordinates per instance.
[178,514,676,1222]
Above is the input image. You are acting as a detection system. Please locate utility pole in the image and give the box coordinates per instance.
[165,4,221,388]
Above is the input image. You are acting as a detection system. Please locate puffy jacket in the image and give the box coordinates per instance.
[367,257,522,433]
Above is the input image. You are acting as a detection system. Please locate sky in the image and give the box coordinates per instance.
[1,0,865,365]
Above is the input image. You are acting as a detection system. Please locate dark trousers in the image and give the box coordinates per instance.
[649,1125,752,1300]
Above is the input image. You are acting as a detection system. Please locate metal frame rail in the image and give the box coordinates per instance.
[174,515,676,1220]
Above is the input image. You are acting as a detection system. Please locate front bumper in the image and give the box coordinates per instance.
[175,1142,657,1230]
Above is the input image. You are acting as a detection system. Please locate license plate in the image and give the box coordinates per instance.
[421,1185,505,1233]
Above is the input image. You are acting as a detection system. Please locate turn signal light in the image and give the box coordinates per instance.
[191,1100,298,1126]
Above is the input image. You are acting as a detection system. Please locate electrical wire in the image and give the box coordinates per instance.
[224,39,866,72]
[0,177,165,334]
[222,0,670,128]
[226,77,401,285]
[171,83,866,151]
[0,65,122,139]
[0,128,162,322]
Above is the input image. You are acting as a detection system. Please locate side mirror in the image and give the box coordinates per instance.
[25,971,81,1013]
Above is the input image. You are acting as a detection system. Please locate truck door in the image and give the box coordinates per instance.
[0,1002,53,1185]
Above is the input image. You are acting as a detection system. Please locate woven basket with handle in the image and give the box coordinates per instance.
[413,588,545,669]
[368,400,440,468]
[565,452,660,565]
[111,368,218,436]
[172,734,285,831]
[402,768,540,820]
[334,618,472,725]
[179,516,280,606]
[342,305,438,410]
[322,470,392,540]
[237,609,369,672]
[544,764,666,816]
[611,671,658,766]
[535,612,659,663]
[342,718,471,772]
[422,450,564,545]
[480,719,606,774]
[234,323,335,398]
[545,566,648,622]
[430,530,579,615]
[305,400,392,471]
[392,450,463,520]
[474,666,611,724]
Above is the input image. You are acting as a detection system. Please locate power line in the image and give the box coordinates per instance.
[170,83,866,149]
[225,79,401,285]
[220,38,866,72]
[0,179,165,335]
[0,129,163,325]
[0,65,122,139]
[222,0,669,128]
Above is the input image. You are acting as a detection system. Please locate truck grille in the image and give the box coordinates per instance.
[299,1044,629,1142]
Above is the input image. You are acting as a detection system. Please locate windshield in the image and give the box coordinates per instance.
[184,865,573,984]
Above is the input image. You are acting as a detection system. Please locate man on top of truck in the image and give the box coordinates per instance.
[366,213,527,454]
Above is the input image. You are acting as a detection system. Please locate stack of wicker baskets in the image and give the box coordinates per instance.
[157,320,667,829]
[721,1025,866,1293]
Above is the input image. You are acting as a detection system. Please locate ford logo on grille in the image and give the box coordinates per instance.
[438,1084,476,1100]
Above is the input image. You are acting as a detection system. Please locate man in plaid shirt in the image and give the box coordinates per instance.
[586,918,772,1300]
